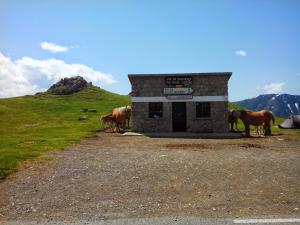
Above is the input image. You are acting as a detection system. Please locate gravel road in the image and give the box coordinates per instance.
[0,132,299,223]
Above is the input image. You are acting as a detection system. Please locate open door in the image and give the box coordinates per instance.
[172,102,186,132]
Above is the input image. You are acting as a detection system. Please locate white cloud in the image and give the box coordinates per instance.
[235,50,247,57]
[0,52,116,98]
[39,41,69,53]
[0,53,43,98]
[258,82,285,94]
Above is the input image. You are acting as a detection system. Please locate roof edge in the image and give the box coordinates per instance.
[128,72,232,78]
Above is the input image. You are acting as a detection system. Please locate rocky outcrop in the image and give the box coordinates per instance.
[47,76,92,95]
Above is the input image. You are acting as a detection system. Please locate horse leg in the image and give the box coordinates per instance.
[245,124,250,136]
[120,121,125,131]
[114,122,118,132]
[255,126,258,135]
[109,121,113,131]
[100,119,104,130]
[264,124,268,136]
[267,124,271,135]
[263,124,269,136]
[112,121,117,132]
[127,118,130,128]
[235,121,238,131]
[117,123,120,133]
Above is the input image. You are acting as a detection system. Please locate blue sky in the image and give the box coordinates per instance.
[0,0,299,101]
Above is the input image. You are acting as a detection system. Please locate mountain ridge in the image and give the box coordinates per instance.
[235,94,300,117]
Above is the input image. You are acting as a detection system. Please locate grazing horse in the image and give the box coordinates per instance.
[236,110,275,136]
[112,106,131,132]
[99,114,115,131]
[228,110,241,131]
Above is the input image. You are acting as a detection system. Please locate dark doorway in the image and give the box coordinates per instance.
[172,102,186,132]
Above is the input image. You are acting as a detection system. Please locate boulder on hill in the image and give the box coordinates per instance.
[47,76,92,95]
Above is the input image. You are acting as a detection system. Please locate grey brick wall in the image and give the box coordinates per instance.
[186,102,229,133]
[132,102,172,132]
[130,74,229,97]
[132,101,229,133]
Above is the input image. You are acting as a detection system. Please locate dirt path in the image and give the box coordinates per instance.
[0,132,300,222]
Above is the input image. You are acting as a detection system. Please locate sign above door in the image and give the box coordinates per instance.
[165,77,192,86]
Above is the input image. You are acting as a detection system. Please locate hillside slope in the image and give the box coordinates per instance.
[0,87,130,179]
[235,94,300,117]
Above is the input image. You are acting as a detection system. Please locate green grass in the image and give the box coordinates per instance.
[228,102,247,110]
[0,87,130,179]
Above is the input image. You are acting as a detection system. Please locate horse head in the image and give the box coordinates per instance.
[125,105,132,115]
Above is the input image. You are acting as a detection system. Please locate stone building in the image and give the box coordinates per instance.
[128,72,231,133]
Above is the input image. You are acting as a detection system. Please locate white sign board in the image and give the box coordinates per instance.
[164,88,193,95]
[166,95,193,100]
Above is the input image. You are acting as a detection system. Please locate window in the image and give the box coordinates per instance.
[196,102,211,118]
[149,102,163,118]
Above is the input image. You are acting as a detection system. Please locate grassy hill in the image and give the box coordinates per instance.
[228,102,246,110]
[0,87,130,179]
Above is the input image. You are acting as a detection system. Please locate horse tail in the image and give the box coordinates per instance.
[271,112,275,125]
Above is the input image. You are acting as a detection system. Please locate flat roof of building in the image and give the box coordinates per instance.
[128,72,232,78]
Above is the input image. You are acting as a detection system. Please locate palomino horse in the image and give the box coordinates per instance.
[124,105,131,128]
[112,106,131,132]
[235,110,275,136]
[228,110,241,131]
[99,114,115,131]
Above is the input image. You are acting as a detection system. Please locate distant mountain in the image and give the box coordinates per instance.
[235,94,300,117]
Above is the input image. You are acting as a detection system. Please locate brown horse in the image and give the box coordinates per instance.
[99,114,115,131]
[236,110,275,136]
[112,106,131,132]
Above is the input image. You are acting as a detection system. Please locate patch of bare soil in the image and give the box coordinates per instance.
[164,142,263,150]
[0,133,299,222]
[165,143,212,150]
[238,143,263,148]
